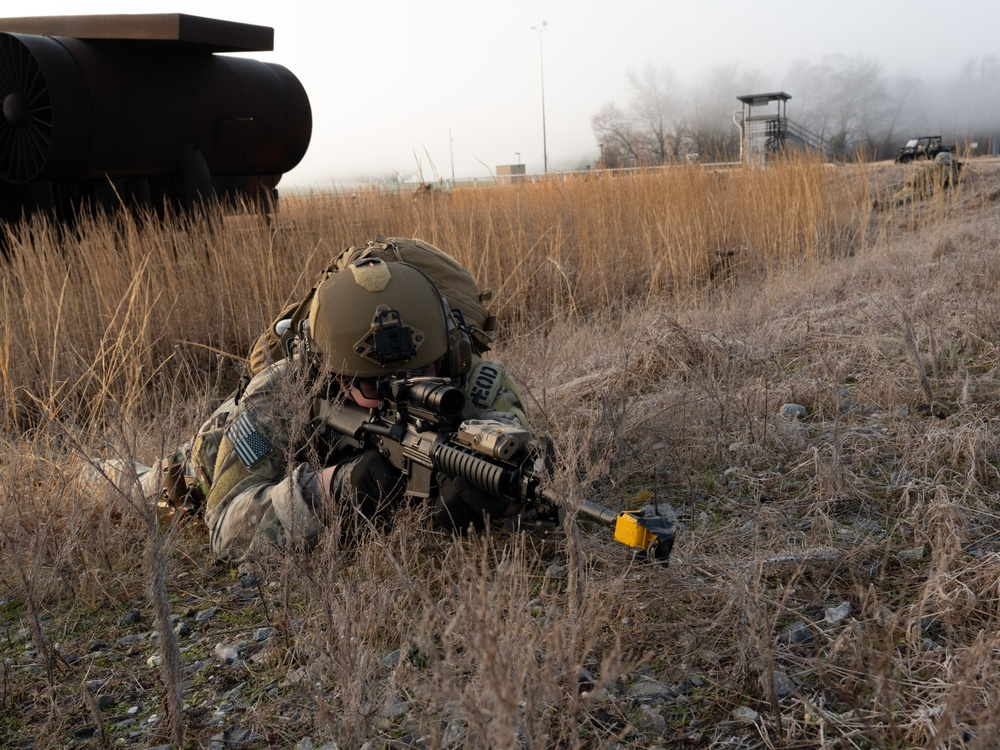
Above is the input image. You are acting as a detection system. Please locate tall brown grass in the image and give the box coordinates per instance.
[2,157,870,434]
[4,155,994,749]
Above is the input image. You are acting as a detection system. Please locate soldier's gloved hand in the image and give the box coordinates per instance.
[330,451,406,539]
[432,473,508,534]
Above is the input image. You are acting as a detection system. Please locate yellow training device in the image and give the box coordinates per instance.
[613,511,660,552]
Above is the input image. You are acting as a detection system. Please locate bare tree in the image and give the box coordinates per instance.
[690,63,762,161]
[948,56,1000,137]
[782,55,889,159]
[590,102,643,167]
[627,65,682,164]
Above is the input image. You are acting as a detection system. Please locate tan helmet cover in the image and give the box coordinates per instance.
[308,259,449,377]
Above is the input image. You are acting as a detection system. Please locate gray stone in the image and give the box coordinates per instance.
[771,671,796,698]
[442,719,466,747]
[227,727,255,746]
[635,706,666,733]
[898,547,926,562]
[875,606,895,628]
[776,621,813,645]
[254,627,276,642]
[297,739,338,750]
[825,601,851,626]
[382,649,401,667]
[732,706,759,724]
[174,621,193,637]
[284,667,309,686]
[184,659,208,676]
[381,698,411,720]
[117,609,141,627]
[195,607,220,624]
[855,519,882,534]
[583,686,611,701]
[779,403,807,420]
[626,678,676,705]
[546,563,567,577]
[96,695,115,710]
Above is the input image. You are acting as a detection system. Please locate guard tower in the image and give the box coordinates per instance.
[734,92,829,166]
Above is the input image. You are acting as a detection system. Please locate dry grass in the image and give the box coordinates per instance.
[3,156,1000,748]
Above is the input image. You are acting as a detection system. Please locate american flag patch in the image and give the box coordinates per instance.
[226,412,274,468]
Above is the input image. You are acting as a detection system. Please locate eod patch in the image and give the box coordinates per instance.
[465,360,506,408]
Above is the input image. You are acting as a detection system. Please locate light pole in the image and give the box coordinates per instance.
[531,20,548,174]
[449,129,455,184]
[515,152,521,164]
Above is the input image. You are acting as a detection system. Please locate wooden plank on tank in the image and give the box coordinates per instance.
[0,14,273,52]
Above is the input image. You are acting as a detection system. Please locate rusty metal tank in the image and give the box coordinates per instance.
[0,14,312,221]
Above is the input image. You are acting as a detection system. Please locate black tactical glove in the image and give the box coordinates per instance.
[330,450,407,538]
[431,473,508,534]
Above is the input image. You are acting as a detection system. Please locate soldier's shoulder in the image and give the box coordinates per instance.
[242,358,302,400]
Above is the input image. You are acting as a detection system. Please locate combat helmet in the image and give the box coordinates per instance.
[307,258,450,377]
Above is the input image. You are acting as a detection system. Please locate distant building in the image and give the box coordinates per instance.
[497,164,527,185]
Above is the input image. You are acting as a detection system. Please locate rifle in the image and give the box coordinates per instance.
[316,375,675,562]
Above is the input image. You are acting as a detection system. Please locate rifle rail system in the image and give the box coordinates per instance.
[321,376,676,563]
[0,14,312,229]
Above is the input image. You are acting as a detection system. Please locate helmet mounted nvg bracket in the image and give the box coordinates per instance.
[354,306,423,367]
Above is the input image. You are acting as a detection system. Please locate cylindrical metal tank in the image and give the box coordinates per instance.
[0,31,312,184]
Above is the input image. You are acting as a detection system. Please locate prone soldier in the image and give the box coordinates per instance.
[204,258,528,562]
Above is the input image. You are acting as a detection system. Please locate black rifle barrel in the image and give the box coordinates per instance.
[537,486,619,527]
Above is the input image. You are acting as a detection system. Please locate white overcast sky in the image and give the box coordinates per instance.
[16,0,1000,189]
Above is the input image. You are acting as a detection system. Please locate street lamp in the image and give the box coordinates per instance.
[449,129,455,184]
[531,20,548,174]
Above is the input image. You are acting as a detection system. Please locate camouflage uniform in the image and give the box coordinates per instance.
[204,354,528,563]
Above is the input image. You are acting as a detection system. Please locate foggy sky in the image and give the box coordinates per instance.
[16,0,1000,189]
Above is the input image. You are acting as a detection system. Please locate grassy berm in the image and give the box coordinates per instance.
[3,157,1000,749]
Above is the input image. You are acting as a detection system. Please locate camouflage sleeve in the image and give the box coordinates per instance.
[462,357,529,427]
[204,362,328,563]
